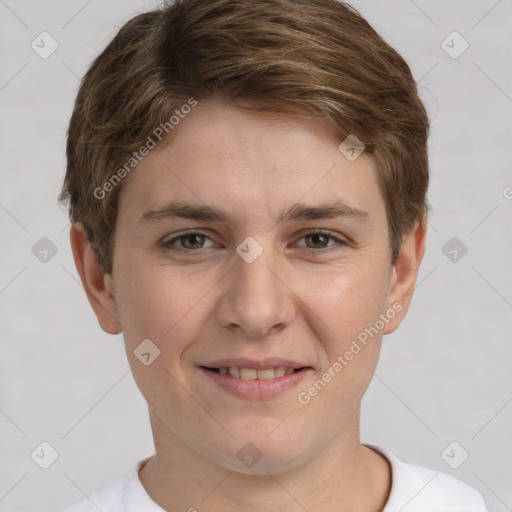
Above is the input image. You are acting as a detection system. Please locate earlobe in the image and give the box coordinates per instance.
[383,218,427,335]
[69,223,122,335]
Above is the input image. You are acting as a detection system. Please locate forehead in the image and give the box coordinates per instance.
[117,101,385,228]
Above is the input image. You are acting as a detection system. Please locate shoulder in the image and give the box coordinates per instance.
[60,456,163,512]
[60,468,135,512]
[368,445,489,512]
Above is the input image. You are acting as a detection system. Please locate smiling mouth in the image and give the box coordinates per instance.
[201,366,309,380]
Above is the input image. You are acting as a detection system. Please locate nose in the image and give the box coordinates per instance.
[216,240,296,339]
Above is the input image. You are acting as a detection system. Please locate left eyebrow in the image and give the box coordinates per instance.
[280,201,371,223]
[138,199,371,225]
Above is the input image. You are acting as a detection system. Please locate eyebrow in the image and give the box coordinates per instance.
[138,200,370,225]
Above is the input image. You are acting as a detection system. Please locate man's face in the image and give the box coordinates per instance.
[106,100,405,473]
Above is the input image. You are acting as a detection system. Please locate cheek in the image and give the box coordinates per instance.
[113,265,205,409]
[298,258,390,396]
[295,269,388,421]
[114,266,171,340]
[115,249,392,348]
[114,263,221,355]
[299,260,391,340]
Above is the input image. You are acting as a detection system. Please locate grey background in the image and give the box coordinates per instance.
[0,0,511,510]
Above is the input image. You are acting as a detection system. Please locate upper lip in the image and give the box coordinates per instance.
[201,358,310,370]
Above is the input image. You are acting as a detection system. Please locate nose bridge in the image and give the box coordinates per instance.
[219,236,294,337]
[237,244,278,299]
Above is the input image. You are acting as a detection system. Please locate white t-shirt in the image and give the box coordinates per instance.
[61,446,488,511]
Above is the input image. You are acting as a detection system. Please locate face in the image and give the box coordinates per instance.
[97,100,415,474]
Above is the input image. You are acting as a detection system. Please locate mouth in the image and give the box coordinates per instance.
[201,366,309,380]
[199,365,313,400]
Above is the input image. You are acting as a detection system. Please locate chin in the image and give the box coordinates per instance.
[210,436,307,476]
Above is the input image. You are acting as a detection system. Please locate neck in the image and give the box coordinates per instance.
[139,408,391,512]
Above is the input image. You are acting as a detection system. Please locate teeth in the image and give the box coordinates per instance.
[218,366,299,380]
[274,366,286,377]
[257,368,277,380]
[228,367,240,378]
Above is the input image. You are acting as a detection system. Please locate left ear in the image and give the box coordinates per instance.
[383,217,427,334]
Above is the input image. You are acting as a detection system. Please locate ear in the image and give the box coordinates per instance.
[69,223,122,334]
[383,217,427,335]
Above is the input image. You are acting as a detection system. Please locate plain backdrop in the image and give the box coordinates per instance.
[0,1,511,511]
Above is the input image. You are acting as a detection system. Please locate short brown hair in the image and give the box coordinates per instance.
[59,0,429,275]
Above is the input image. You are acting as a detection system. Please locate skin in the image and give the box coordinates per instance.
[71,98,426,511]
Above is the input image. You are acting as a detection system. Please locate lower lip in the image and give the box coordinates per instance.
[200,367,311,400]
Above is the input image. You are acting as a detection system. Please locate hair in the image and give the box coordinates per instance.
[59,0,429,275]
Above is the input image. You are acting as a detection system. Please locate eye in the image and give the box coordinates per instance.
[163,231,217,251]
[294,230,346,250]
[162,230,346,253]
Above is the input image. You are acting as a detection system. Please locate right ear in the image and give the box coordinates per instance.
[69,223,122,334]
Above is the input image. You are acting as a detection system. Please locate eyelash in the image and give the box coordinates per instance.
[162,230,347,254]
